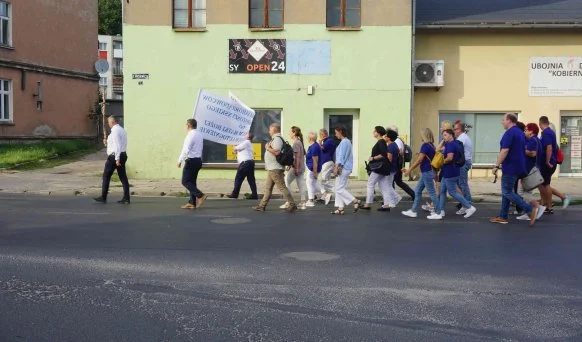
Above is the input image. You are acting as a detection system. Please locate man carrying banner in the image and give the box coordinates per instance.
[253,123,297,212]
[177,119,208,209]
[227,133,258,199]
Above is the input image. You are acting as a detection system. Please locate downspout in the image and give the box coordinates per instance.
[409,0,416,154]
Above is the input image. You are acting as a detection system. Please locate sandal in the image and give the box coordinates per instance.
[544,208,554,214]
[331,209,345,215]
[353,200,361,213]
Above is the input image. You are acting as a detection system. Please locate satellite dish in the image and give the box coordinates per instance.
[415,63,435,83]
[95,59,109,74]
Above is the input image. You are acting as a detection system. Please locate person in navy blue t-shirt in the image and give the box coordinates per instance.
[381,129,403,208]
[317,129,337,205]
[305,132,323,207]
[490,113,543,226]
[538,116,570,214]
[438,129,476,219]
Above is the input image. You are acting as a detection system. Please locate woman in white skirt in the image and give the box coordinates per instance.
[331,126,361,215]
[305,132,323,207]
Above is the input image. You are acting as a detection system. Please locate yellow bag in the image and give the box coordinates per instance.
[431,152,445,170]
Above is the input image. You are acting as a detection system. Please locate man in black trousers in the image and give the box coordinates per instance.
[387,126,415,202]
[94,116,130,204]
[177,118,207,209]
[227,133,258,199]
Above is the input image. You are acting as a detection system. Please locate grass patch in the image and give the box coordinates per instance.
[0,140,100,170]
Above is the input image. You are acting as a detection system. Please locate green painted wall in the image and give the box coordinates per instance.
[123,24,412,179]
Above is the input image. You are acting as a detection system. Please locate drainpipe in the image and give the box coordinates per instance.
[409,0,416,151]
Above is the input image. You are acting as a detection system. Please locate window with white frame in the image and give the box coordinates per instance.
[98,42,107,51]
[0,1,11,47]
[439,112,506,165]
[173,0,207,29]
[0,79,12,121]
[99,77,108,87]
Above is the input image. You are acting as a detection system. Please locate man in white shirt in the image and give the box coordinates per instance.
[388,126,415,202]
[454,121,473,209]
[252,123,296,212]
[94,116,130,204]
[177,119,207,209]
[227,133,258,199]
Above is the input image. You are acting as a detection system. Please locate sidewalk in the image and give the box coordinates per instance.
[1,150,581,203]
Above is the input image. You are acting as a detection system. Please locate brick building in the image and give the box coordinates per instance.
[0,0,99,140]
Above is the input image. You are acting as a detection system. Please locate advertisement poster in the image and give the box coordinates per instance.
[529,57,582,97]
[228,39,286,74]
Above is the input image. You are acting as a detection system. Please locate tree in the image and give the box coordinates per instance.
[99,0,122,36]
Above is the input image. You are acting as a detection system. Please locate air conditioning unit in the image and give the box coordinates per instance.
[413,60,444,87]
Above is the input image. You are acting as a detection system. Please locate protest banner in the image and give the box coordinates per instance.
[192,89,255,145]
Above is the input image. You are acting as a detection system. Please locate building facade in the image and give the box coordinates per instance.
[123,0,413,179]
[0,0,99,140]
[98,35,124,101]
[413,0,582,177]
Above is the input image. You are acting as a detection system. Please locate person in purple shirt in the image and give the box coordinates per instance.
[438,129,477,219]
[538,116,571,214]
[490,113,543,226]
[381,129,404,208]
[305,132,323,207]
[318,129,336,205]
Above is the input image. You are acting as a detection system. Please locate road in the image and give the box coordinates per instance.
[1,194,581,341]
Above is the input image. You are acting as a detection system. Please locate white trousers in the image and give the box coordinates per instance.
[306,169,322,200]
[319,161,335,194]
[285,169,307,202]
[334,170,356,208]
[366,172,391,205]
[385,173,400,205]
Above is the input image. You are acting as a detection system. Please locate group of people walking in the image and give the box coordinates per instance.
[95,115,571,226]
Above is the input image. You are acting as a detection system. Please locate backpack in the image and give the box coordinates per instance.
[454,140,466,168]
[556,147,564,165]
[275,136,294,166]
[403,144,413,163]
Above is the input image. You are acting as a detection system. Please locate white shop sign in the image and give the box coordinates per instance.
[529,57,582,97]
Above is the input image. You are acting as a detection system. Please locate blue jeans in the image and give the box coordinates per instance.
[412,170,440,213]
[440,177,471,213]
[500,175,532,219]
[458,161,472,205]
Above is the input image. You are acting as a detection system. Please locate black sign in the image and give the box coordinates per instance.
[132,74,150,80]
[228,39,286,74]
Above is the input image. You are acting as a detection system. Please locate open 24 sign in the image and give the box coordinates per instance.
[228,39,286,74]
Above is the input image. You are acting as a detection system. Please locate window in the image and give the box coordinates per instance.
[0,1,11,46]
[249,0,283,29]
[99,77,108,87]
[113,58,123,75]
[326,0,360,28]
[113,41,122,50]
[98,42,107,51]
[173,0,206,29]
[203,109,281,163]
[0,79,11,122]
[439,113,506,165]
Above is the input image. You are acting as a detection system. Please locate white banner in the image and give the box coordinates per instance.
[193,89,255,145]
[529,57,582,97]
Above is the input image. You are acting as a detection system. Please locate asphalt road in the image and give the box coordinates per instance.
[1,194,581,342]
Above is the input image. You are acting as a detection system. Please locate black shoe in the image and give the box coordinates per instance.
[226,194,238,199]
[456,203,463,210]
[93,197,106,204]
[117,198,130,204]
[377,207,391,212]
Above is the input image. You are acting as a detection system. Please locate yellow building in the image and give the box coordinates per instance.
[412,0,582,178]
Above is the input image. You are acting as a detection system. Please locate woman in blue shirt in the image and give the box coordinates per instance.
[305,132,323,207]
[381,129,403,208]
[514,123,546,220]
[401,128,443,220]
[331,126,360,215]
[439,129,477,218]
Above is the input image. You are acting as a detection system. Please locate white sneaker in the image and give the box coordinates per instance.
[422,203,434,212]
[536,206,546,220]
[305,200,316,207]
[298,203,307,210]
[456,207,467,215]
[463,206,477,218]
[279,202,289,209]
[324,193,332,205]
[517,213,530,221]
[439,211,445,217]
[395,195,403,206]
[427,212,443,220]
[401,210,418,218]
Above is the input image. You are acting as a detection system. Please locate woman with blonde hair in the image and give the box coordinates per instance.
[422,120,454,213]
[402,128,442,219]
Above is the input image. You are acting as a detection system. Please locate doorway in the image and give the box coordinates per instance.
[325,110,359,176]
[560,112,582,177]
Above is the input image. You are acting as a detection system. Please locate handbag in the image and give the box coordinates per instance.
[522,166,544,191]
[431,152,445,170]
